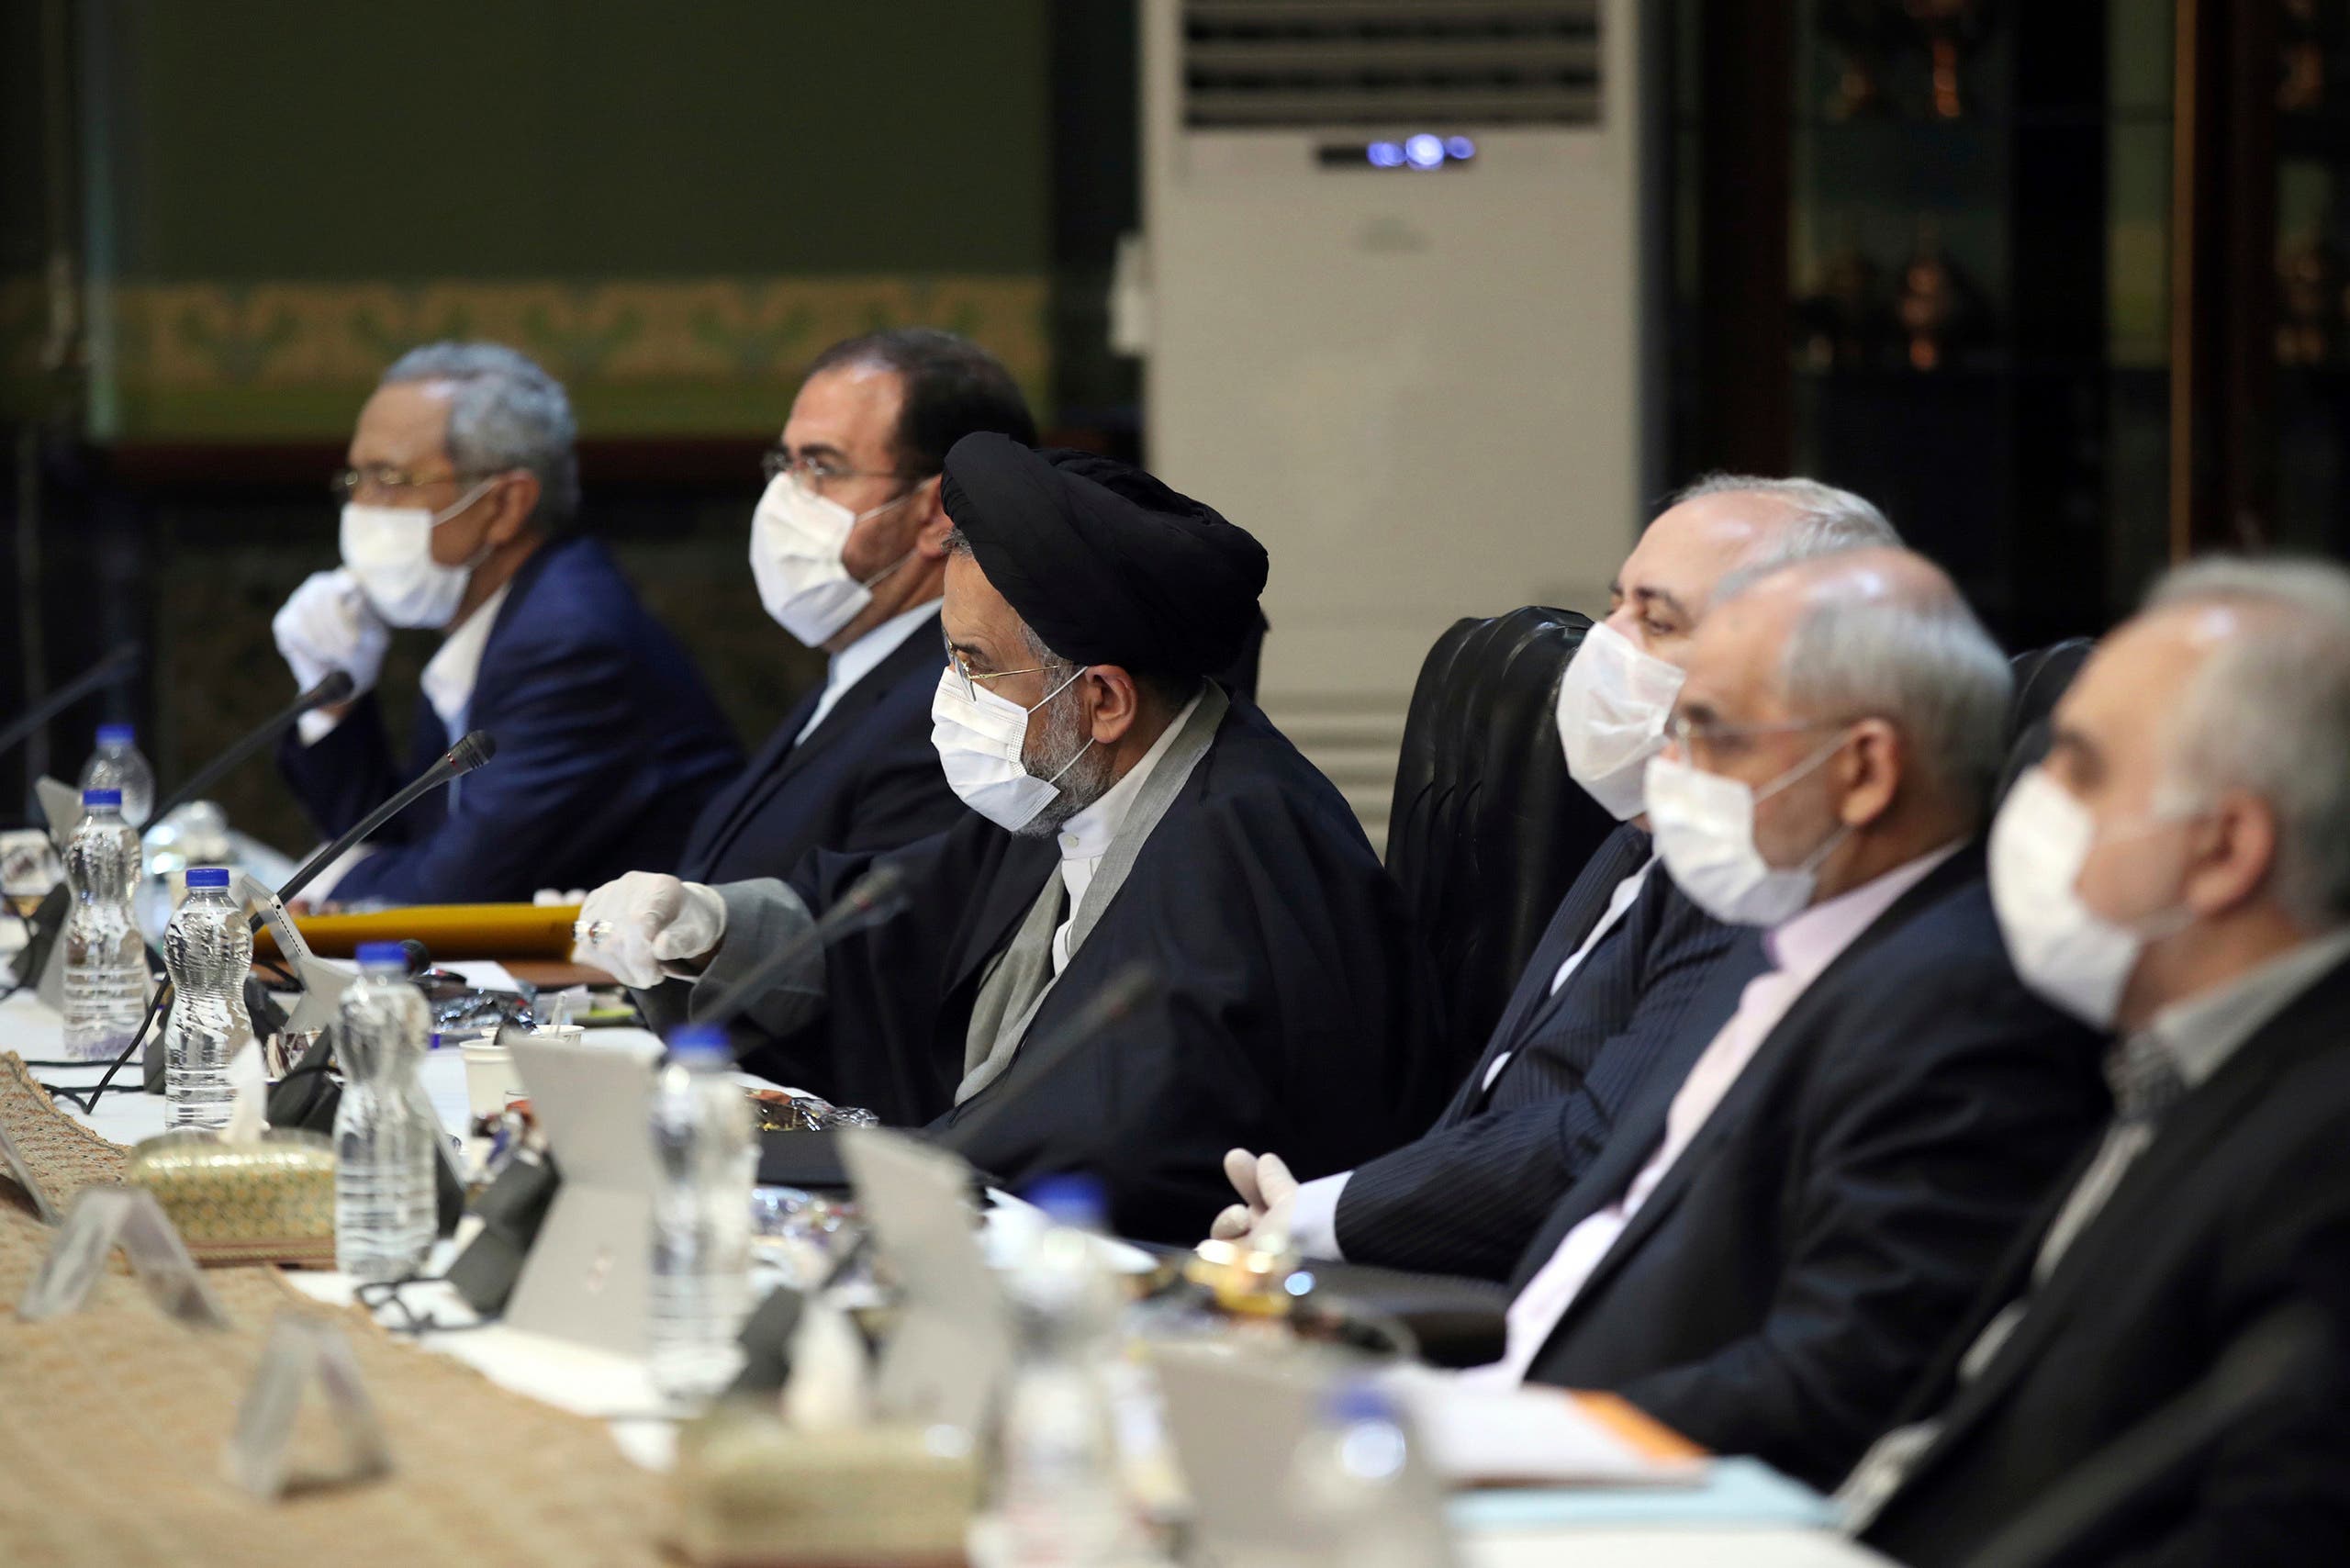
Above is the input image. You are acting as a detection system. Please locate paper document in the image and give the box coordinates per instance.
[1381,1365,1705,1487]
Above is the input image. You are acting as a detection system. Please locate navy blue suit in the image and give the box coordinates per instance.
[1512,856,2108,1491]
[676,615,963,885]
[1333,823,1760,1281]
[278,535,742,904]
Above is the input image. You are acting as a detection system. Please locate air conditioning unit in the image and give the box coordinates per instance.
[1132,0,1650,846]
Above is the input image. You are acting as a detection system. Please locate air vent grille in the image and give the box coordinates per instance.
[1183,1,1602,129]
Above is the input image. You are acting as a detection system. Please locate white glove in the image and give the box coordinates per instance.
[1206,1148,1300,1254]
[572,871,728,990]
[273,568,388,696]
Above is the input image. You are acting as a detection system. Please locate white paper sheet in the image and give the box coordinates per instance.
[1380,1365,1704,1487]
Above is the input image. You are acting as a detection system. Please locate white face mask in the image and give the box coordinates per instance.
[1556,621,1687,820]
[1644,734,1853,927]
[1989,767,2193,1029]
[340,478,498,629]
[930,663,1094,833]
[748,475,917,647]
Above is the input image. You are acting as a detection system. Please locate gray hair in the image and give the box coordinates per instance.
[1673,473,1902,578]
[1761,561,2013,821]
[380,342,580,531]
[2146,556,2350,929]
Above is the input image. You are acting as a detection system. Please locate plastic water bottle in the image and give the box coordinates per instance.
[79,723,154,829]
[999,1174,1147,1567]
[1288,1382,1443,1568]
[648,1024,756,1404]
[334,941,438,1282]
[61,789,150,1062]
[160,867,252,1130]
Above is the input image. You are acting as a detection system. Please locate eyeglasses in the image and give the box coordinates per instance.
[761,446,925,492]
[942,632,1052,702]
[1664,712,1865,768]
[330,465,498,500]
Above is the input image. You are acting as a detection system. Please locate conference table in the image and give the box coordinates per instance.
[0,935,1886,1568]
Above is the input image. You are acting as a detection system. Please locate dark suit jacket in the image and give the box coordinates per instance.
[683,694,1453,1245]
[1862,951,2350,1568]
[676,614,962,884]
[279,535,742,903]
[1333,824,1761,1281]
[1513,851,2109,1491]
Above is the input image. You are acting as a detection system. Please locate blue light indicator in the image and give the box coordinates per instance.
[1446,136,1476,161]
[1404,133,1445,169]
[1368,140,1404,168]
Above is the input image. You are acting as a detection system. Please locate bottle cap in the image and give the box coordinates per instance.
[1024,1171,1108,1228]
[354,940,410,969]
[185,867,231,890]
[96,723,136,746]
[80,788,122,809]
[1321,1379,1400,1426]
[668,1024,731,1062]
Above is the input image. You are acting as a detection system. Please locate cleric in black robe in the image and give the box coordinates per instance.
[620,435,1449,1241]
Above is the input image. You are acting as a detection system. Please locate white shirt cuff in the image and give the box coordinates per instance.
[296,709,342,746]
[1290,1171,1350,1260]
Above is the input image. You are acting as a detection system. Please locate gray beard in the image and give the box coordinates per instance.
[1014,686,1115,838]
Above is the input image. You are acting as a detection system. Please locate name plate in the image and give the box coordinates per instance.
[17,1184,230,1329]
[224,1309,396,1500]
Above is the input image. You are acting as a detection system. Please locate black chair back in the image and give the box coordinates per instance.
[1385,606,1617,1082]
[2000,638,2097,802]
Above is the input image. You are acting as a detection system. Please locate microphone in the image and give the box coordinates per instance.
[147,671,355,825]
[695,863,914,1035]
[0,642,142,762]
[83,730,498,1112]
[1961,1305,2333,1568]
[271,728,498,912]
[445,864,914,1316]
[934,961,1158,1156]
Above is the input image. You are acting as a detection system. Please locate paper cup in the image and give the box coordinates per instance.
[459,1038,522,1124]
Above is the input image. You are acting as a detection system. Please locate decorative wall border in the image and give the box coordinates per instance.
[1,274,1050,439]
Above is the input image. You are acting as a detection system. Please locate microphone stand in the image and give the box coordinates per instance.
[73,730,498,1114]
[1960,1305,2332,1568]
[0,643,142,765]
[147,671,355,826]
[272,728,498,912]
[932,961,1158,1156]
[691,863,914,1037]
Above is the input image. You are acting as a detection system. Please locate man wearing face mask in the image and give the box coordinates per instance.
[1213,476,1898,1281]
[1845,559,2350,1567]
[672,330,1035,886]
[590,434,1449,1242]
[272,342,740,903]
[1471,547,2106,1493]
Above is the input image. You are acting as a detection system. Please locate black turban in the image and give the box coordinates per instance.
[940,433,1269,677]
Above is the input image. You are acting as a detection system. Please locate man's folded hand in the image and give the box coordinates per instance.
[1206,1147,1299,1254]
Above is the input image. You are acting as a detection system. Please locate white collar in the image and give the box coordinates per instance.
[799,598,941,744]
[420,583,511,741]
[831,598,940,695]
[1052,689,1206,864]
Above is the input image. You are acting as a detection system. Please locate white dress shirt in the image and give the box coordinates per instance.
[295,585,512,898]
[1467,843,1962,1389]
[1046,689,1205,976]
[1286,855,1658,1261]
[797,598,941,744]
